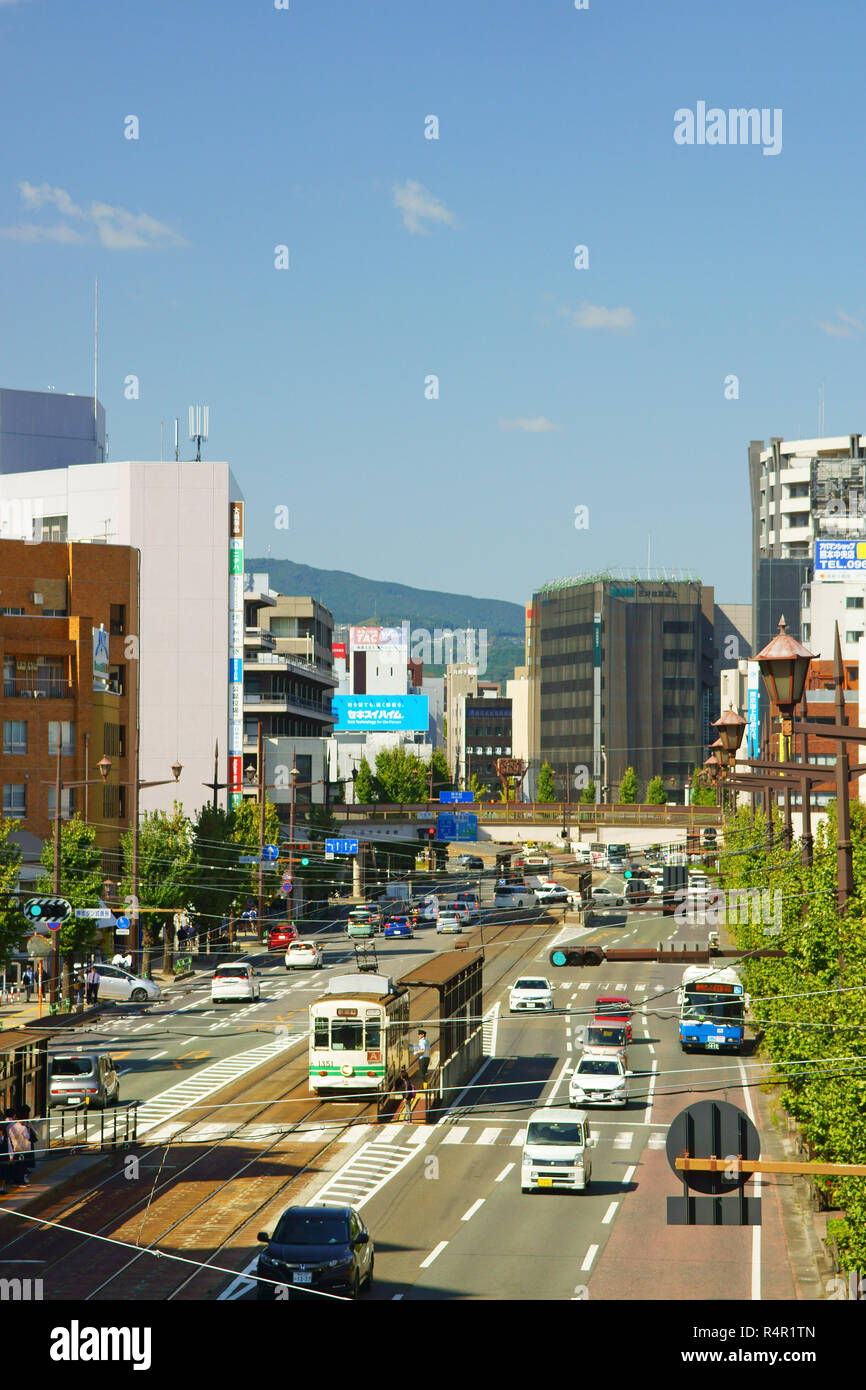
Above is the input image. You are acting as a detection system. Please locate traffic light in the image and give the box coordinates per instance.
[23,896,72,924]
[549,946,604,968]
[623,869,633,880]
[300,856,310,867]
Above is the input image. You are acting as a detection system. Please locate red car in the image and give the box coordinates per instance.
[267,923,299,951]
[592,996,633,1042]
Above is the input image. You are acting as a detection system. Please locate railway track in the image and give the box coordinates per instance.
[0,910,557,1301]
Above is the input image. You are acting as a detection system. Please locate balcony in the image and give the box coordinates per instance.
[3,678,72,699]
[244,627,277,652]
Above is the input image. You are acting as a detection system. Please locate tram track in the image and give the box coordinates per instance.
[0,910,559,1300]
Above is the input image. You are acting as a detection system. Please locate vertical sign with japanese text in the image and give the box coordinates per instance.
[229,500,244,809]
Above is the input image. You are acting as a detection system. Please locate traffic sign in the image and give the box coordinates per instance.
[23,896,72,924]
[436,812,478,842]
[116,915,129,929]
[439,791,473,804]
[46,919,63,932]
[325,838,358,855]
[262,845,279,861]
[74,907,113,920]
[238,854,259,865]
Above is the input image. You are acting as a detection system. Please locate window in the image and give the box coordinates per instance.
[0,607,24,616]
[47,787,74,820]
[103,785,126,819]
[846,596,864,609]
[48,721,75,756]
[42,608,68,618]
[40,516,68,542]
[3,785,25,818]
[845,631,862,644]
[108,665,125,695]
[3,721,27,755]
[109,603,126,636]
[103,723,125,757]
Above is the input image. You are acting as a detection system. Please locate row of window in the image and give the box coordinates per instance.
[2,784,127,820]
[2,720,75,755]
[468,746,511,756]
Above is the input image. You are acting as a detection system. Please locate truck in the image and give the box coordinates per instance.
[523,854,551,887]
[378,882,410,905]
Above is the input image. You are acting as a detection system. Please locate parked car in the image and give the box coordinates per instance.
[569,1054,632,1108]
[494,886,538,909]
[267,924,299,952]
[285,941,323,970]
[454,891,480,921]
[463,855,483,870]
[590,886,625,907]
[384,916,414,938]
[49,1051,119,1109]
[509,977,554,1012]
[534,883,578,907]
[593,996,633,1042]
[89,964,161,1005]
[211,963,261,1003]
[256,1205,373,1300]
[521,1107,592,1193]
[436,911,463,934]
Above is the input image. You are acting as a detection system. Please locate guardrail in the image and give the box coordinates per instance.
[49,1100,139,1152]
[330,802,722,826]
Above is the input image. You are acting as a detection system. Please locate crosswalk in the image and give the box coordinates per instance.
[137,1034,298,1136]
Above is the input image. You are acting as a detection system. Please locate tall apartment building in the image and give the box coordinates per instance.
[526,575,715,803]
[445,663,478,781]
[0,460,241,818]
[463,691,513,796]
[0,539,138,874]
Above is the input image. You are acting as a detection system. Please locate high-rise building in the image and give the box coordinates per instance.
[526,574,715,803]
[0,388,106,475]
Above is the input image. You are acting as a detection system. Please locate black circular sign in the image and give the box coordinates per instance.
[666,1100,760,1195]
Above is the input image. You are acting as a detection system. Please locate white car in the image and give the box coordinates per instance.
[569,1054,632,1107]
[521,1107,593,1193]
[494,887,539,908]
[590,886,625,907]
[534,883,578,907]
[436,911,463,934]
[509,976,554,1012]
[90,965,161,1005]
[454,892,480,921]
[211,963,261,1002]
[285,940,323,970]
[651,876,665,895]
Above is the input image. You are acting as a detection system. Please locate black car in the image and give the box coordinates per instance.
[463,855,483,869]
[256,1205,374,1300]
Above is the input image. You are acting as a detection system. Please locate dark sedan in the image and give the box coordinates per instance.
[256,1206,374,1300]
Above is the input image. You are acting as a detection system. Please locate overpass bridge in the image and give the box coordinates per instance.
[326,801,722,848]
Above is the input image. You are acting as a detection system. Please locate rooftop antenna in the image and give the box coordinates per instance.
[189,405,209,462]
[174,418,179,462]
[93,278,99,437]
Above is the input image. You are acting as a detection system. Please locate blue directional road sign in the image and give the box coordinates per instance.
[262,845,279,861]
[439,791,474,804]
[325,838,359,855]
[436,812,478,842]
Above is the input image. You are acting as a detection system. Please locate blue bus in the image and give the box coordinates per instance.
[678,966,745,1053]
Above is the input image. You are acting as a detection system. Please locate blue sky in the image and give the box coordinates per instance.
[1,0,864,608]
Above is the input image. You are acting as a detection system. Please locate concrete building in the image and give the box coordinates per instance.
[506,671,530,796]
[0,388,106,475]
[526,573,715,804]
[463,691,513,797]
[0,538,138,875]
[445,663,478,781]
[0,461,242,819]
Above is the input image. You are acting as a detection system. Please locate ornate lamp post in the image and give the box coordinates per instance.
[45,750,113,1006]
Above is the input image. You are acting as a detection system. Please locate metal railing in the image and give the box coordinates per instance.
[48,1101,139,1152]
[331,801,722,826]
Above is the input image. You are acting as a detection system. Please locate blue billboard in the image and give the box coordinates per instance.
[332,694,429,732]
[436,812,478,842]
[439,791,474,803]
[815,540,866,573]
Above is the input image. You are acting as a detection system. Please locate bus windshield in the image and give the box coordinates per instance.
[682,989,744,1023]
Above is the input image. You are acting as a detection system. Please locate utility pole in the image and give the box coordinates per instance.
[256,722,266,944]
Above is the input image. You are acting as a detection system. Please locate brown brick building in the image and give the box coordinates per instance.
[0,539,139,874]
[797,657,860,808]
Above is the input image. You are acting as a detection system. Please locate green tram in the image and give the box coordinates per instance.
[309,973,410,1097]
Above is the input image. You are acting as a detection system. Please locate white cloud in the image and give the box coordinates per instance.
[499,416,561,433]
[392,179,456,235]
[560,303,636,330]
[0,181,187,250]
[817,309,863,338]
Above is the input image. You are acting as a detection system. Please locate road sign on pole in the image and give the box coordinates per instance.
[74,908,114,920]
[262,845,279,861]
[325,838,359,855]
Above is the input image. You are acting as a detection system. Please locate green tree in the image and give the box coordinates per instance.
[374,747,429,803]
[690,769,717,807]
[297,802,346,911]
[536,762,556,803]
[187,805,248,943]
[618,767,638,804]
[429,748,452,797]
[646,775,667,805]
[38,814,104,999]
[120,804,194,976]
[0,818,23,971]
[354,757,375,804]
[469,772,488,801]
[579,778,596,805]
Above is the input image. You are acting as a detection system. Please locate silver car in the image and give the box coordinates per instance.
[90,965,162,1004]
[49,1052,120,1109]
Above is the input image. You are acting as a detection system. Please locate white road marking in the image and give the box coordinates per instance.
[622,1165,636,1183]
[545,1057,572,1107]
[602,1201,619,1224]
[510,1129,525,1146]
[461,1199,484,1222]
[476,1128,500,1145]
[150,1051,168,1060]
[495,1163,514,1182]
[578,982,590,990]
[581,1244,598,1271]
[442,1127,469,1145]
[648,1043,656,1055]
[644,1060,658,1124]
[613,1132,634,1149]
[648,1132,666,1149]
[134,1035,296,1133]
[420,1241,448,1269]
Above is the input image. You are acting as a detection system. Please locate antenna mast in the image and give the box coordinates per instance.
[93,278,98,438]
[189,405,209,462]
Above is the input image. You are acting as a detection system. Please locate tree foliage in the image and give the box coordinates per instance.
[120,804,195,975]
[618,767,638,804]
[646,775,667,805]
[0,818,23,971]
[374,747,429,803]
[690,768,718,807]
[38,815,105,991]
[720,798,866,1270]
[536,762,556,803]
[579,778,596,805]
[354,758,375,804]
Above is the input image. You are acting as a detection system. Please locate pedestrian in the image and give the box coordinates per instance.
[413,1030,430,1086]
[122,952,133,971]
[0,1109,14,1195]
[111,950,125,968]
[21,965,34,1004]
[15,1107,38,1183]
[398,1067,415,1122]
[86,964,100,1005]
[6,1110,33,1186]
[73,969,86,1008]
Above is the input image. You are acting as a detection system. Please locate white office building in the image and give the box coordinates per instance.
[0,460,242,818]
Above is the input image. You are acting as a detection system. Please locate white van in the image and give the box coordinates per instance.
[521,1107,593,1193]
[494,886,538,909]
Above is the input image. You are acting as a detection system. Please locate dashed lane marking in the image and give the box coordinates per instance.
[495,1163,514,1182]
[462,1199,484,1221]
[602,1202,619,1224]
[420,1241,448,1269]
[581,1244,598,1272]
[622,1165,636,1183]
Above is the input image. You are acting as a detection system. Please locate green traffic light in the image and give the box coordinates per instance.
[624,869,632,879]
[301,857,309,866]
